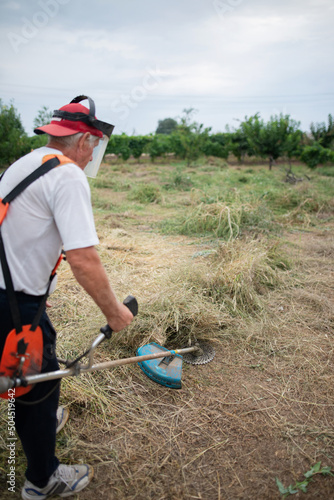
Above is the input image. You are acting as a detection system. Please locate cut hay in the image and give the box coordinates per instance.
[161,200,276,239]
[1,161,334,500]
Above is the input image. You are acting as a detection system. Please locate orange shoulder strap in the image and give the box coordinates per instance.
[0,155,73,226]
[0,200,9,226]
[42,154,78,166]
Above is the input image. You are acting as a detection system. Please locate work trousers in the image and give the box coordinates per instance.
[0,289,60,488]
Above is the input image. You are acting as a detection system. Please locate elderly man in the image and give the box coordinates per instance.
[0,96,134,499]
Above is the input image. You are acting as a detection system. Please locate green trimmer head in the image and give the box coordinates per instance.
[136,343,183,389]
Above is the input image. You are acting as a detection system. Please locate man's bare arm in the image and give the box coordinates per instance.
[65,246,133,332]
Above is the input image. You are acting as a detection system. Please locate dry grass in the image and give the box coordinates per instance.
[0,162,333,499]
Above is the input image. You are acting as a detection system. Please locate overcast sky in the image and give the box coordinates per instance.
[0,0,333,136]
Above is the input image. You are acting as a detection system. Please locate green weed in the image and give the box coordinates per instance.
[90,197,114,212]
[317,166,334,177]
[162,167,193,191]
[90,178,132,191]
[276,462,333,498]
[127,183,162,204]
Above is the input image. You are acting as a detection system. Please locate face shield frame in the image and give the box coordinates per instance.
[52,95,114,178]
[53,95,115,138]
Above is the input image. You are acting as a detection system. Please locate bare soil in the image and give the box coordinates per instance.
[1,169,333,499]
[72,225,334,500]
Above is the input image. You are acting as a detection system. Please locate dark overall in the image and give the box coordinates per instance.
[0,290,60,486]
[0,157,63,487]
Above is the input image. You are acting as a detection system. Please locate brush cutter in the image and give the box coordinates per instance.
[0,296,215,395]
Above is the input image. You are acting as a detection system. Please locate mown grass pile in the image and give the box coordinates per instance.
[90,160,334,234]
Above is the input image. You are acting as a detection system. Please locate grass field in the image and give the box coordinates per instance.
[1,157,334,499]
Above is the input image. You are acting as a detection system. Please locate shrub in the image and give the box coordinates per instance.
[0,99,29,167]
[300,143,334,169]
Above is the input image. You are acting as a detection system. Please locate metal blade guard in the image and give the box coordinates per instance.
[136,343,183,389]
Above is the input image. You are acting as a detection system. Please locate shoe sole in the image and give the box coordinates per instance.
[21,466,94,499]
[59,466,94,497]
[56,407,69,434]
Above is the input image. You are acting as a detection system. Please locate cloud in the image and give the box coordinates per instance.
[0,0,333,134]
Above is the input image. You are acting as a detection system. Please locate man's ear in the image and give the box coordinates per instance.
[78,132,91,151]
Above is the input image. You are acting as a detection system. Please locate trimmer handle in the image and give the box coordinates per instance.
[0,376,15,393]
[100,295,138,339]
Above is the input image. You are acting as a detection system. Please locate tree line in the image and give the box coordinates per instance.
[1,100,334,170]
[106,109,334,170]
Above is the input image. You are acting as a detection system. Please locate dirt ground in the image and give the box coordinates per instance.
[1,203,333,499]
[69,224,334,500]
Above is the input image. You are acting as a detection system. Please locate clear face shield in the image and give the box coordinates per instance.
[51,95,114,178]
[84,134,109,178]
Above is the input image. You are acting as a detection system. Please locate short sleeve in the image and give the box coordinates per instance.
[51,166,99,251]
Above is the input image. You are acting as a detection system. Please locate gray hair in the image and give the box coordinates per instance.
[47,133,98,148]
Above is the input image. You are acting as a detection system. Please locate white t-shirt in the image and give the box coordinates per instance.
[0,147,99,295]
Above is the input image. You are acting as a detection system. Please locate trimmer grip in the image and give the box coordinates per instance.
[123,295,138,317]
[100,324,113,338]
[0,376,15,394]
[100,295,138,339]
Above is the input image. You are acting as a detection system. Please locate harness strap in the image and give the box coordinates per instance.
[30,277,54,332]
[30,253,64,331]
[0,228,22,332]
[2,157,60,204]
[0,156,63,334]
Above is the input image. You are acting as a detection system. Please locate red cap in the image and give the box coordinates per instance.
[34,103,103,138]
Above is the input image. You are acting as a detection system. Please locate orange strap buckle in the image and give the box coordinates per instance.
[0,199,9,226]
[51,253,64,276]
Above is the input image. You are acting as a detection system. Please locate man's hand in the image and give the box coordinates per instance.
[107,301,134,332]
[66,246,134,332]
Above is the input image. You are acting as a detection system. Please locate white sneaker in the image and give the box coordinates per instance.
[56,406,69,434]
[21,464,94,499]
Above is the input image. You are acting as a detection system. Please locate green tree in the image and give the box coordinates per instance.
[201,133,229,159]
[310,114,334,149]
[201,140,228,159]
[241,113,300,170]
[33,106,53,128]
[147,134,171,162]
[300,143,334,169]
[225,126,254,163]
[156,118,178,135]
[28,134,48,150]
[172,108,211,166]
[128,136,151,161]
[0,99,29,168]
[283,128,303,170]
[106,134,131,160]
